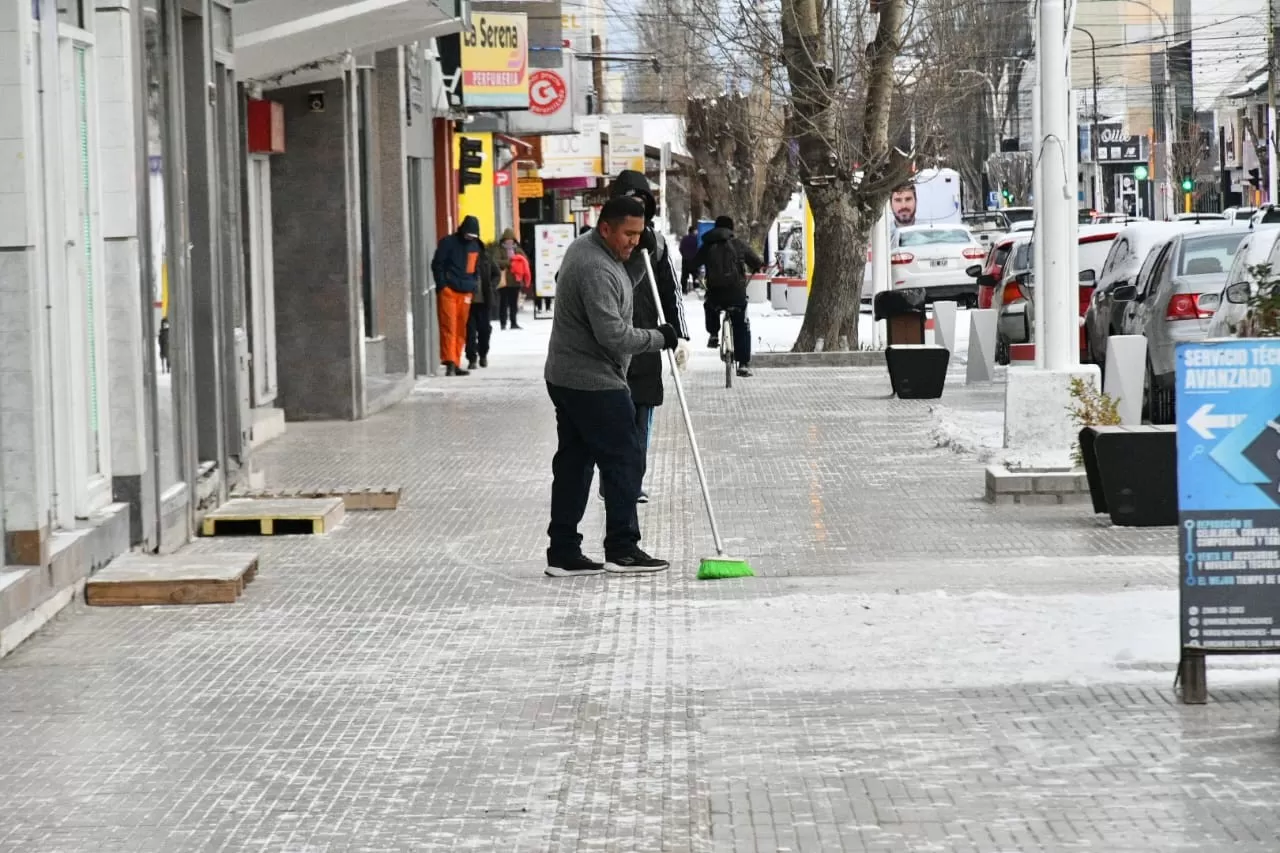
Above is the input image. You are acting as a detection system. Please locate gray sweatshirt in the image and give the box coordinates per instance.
[544,231,665,391]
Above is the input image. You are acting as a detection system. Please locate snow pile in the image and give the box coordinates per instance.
[929,404,1005,463]
[690,589,1280,692]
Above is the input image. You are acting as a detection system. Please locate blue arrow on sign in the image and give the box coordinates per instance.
[1210,402,1273,485]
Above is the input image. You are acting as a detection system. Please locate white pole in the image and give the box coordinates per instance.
[1269,105,1279,206]
[1032,60,1045,368]
[1037,0,1072,371]
[1066,67,1081,366]
[870,202,890,349]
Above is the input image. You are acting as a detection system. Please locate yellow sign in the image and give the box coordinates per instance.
[461,13,529,110]
[454,132,496,240]
[517,176,544,199]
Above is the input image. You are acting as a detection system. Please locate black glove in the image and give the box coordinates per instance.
[658,324,679,351]
[638,227,658,257]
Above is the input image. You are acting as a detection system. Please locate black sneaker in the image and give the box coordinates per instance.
[637,491,649,504]
[605,547,669,574]
[736,366,753,378]
[444,363,456,376]
[707,336,719,349]
[453,365,471,377]
[545,553,606,578]
[467,358,478,371]
[479,356,488,368]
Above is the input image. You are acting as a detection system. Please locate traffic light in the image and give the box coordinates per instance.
[1249,167,1262,188]
[1134,164,1149,181]
[1001,188,1014,203]
[459,137,483,190]
[1180,177,1194,193]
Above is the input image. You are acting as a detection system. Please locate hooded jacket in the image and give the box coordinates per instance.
[607,170,689,406]
[431,215,484,294]
[694,226,764,302]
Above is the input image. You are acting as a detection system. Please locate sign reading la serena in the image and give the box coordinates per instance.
[459,13,529,110]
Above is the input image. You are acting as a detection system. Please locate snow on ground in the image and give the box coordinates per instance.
[930,404,1006,463]
[690,587,1280,692]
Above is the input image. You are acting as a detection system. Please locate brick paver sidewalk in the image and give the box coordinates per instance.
[1,320,1277,852]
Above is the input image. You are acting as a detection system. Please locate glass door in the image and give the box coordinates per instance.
[247,156,277,406]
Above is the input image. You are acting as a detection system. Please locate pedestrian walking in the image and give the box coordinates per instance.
[465,236,500,370]
[696,215,762,378]
[493,228,529,330]
[678,225,700,294]
[430,215,482,376]
[157,317,170,374]
[544,196,679,577]
[608,170,689,504]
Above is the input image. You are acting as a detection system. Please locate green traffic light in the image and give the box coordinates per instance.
[1180,178,1194,192]
[1134,165,1149,181]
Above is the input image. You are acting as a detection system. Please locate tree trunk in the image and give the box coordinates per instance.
[792,188,867,351]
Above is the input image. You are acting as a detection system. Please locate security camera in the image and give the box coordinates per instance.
[308,90,325,113]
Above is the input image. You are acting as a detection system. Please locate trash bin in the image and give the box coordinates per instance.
[786,279,809,315]
[769,279,788,310]
[747,273,769,304]
[874,289,927,346]
[875,288,948,399]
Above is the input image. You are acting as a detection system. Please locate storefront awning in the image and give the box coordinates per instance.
[234,0,466,81]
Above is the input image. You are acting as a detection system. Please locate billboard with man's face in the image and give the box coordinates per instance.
[890,184,917,227]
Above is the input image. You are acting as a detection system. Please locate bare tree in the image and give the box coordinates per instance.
[626,0,797,249]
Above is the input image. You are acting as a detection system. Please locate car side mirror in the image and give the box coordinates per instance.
[1078,269,1096,284]
[966,264,982,278]
[1226,281,1250,304]
[1112,284,1138,302]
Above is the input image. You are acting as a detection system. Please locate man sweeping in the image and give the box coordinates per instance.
[543,196,679,577]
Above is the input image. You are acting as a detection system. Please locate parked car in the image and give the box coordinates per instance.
[1002,206,1035,225]
[1083,212,1150,226]
[1250,205,1280,229]
[965,234,1022,309]
[890,225,987,305]
[962,212,1011,247]
[1113,229,1246,423]
[1008,220,1036,233]
[1206,225,1280,338]
[1174,212,1226,223]
[987,228,1119,363]
[992,238,1034,362]
[1083,221,1214,367]
[1222,206,1259,227]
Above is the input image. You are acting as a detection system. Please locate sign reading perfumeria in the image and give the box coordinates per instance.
[453,12,530,110]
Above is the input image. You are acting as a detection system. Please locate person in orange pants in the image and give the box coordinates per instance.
[430,215,484,375]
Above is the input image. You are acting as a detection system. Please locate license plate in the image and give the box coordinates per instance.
[930,259,948,268]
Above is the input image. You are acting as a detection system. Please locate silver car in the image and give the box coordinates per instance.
[1207,226,1280,337]
[890,225,987,306]
[1115,229,1247,423]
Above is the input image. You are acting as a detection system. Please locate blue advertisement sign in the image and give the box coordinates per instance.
[1176,339,1280,651]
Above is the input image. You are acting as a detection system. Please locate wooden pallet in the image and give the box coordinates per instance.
[86,553,258,606]
[201,497,345,537]
[231,486,401,511]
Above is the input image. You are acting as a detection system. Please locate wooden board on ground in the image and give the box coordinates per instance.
[231,486,401,511]
[201,497,345,536]
[86,552,259,606]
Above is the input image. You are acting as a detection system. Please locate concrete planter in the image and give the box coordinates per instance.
[1079,425,1177,526]
[885,344,949,399]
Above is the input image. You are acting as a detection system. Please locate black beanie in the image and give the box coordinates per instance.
[714,216,735,230]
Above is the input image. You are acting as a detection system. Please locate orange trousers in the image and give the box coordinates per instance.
[438,288,472,367]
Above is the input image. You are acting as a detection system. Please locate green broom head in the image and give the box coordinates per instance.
[697,555,754,580]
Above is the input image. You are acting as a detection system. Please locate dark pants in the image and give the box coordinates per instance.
[547,383,643,557]
[680,261,698,293]
[635,403,654,488]
[466,301,491,361]
[705,293,752,365]
[537,296,554,312]
[498,288,520,328]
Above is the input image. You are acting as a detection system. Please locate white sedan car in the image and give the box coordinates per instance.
[890,225,987,306]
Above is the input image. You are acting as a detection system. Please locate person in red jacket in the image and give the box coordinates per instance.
[494,228,531,330]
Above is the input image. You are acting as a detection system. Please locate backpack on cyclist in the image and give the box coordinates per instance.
[702,237,743,295]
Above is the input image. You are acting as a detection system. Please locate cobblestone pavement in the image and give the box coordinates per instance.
[2,318,1279,852]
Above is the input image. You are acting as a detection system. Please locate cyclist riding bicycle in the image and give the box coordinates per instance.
[694,216,763,378]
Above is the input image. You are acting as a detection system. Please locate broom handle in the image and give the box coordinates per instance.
[640,248,726,557]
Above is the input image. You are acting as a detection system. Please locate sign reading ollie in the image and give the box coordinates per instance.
[1176,339,1280,660]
